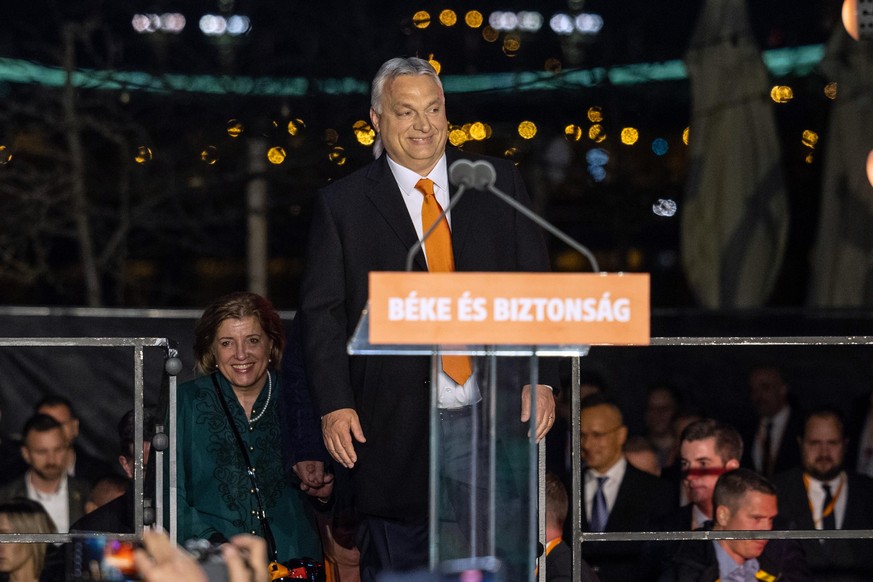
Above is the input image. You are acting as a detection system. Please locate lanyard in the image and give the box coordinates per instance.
[714,568,776,582]
[534,538,563,577]
[544,537,562,557]
[802,472,844,528]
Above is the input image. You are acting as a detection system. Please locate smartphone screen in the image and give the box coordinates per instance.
[68,537,141,582]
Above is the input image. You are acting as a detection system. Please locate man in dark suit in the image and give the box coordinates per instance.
[70,409,155,534]
[642,419,744,579]
[543,472,599,582]
[665,419,743,531]
[660,468,811,581]
[569,395,673,581]
[36,394,114,484]
[742,364,802,477]
[0,413,90,532]
[772,408,873,581]
[299,56,557,580]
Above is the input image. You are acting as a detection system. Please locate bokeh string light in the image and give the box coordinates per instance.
[287,119,306,136]
[0,9,836,186]
[353,121,375,146]
[134,146,153,164]
[226,120,244,138]
[200,146,219,165]
[770,85,794,103]
[267,146,286,165]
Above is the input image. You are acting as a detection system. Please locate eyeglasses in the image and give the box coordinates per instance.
[580,425,623,442]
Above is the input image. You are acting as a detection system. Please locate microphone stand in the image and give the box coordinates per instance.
[405,160,600,273]
[484,183,600,273]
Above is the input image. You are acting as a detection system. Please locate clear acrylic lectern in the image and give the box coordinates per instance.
[349,306,589,582]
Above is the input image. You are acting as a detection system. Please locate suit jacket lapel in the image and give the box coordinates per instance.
[446,149,477,266]
[364,155,428,271]
[606,471,630,530]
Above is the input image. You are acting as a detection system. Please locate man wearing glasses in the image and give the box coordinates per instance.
[572,394,673,581]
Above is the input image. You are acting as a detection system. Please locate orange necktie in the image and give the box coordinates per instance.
[415,177,472,385]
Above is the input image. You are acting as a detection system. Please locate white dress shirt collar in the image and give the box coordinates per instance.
[753,404,791,471]
[584,456,627,520]
[25,470,70,533]
[805,471,847,530]
[386,155,450,203]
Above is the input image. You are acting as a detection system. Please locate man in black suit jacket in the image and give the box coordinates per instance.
[543,472,599,582]
[643,419,744,579]
[660,524,810,582]
[659,468,812,582]
[567,395,673,582]
[36,394,114,485]
[300,56,557,580]
[0,414,90,532]
[742,364,802,477]
[773,408,873,581]
[70,409,156,534]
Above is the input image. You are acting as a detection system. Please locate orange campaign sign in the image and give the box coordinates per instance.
[368,272,650,346]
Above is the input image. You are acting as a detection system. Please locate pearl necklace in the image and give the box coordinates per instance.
[248,371,272,425]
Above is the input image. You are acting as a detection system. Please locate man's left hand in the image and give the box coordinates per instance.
[520,384,556,442]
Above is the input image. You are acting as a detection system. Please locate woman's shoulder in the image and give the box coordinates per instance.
[179,373,213,388]
[177,374,217,403]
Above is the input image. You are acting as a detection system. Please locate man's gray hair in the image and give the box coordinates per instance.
[371,57,442,114]
[370,57,443,158]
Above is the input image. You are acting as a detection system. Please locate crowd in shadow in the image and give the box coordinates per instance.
[543,363,873,582]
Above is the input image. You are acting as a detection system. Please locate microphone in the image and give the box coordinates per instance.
[448,158,600,272]
[448,159,497,190]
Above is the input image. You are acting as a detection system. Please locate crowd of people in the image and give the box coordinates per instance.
[2,53,873,582]
[540,367,873,582]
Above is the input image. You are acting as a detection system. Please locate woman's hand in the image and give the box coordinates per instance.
[292,460,334,499]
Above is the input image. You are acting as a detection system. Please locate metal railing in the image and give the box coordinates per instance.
[568,335,873,580]
[0,337,177,545]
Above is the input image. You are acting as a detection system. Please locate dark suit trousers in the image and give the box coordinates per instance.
[354,410,481,582]
[357,515,428,582]
[356,406,525,581]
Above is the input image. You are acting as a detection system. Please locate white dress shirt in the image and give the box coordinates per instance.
[25,471,70,533]
[691,503,710,530]
[806,472,847,530]
[386,154,480,409]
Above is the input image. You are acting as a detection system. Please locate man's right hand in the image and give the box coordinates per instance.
[321,408,366,469]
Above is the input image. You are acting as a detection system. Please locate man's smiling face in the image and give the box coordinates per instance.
[370,74,448,176]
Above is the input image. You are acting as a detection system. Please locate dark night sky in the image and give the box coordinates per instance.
[0,1,849,307]
[1,1,837,77]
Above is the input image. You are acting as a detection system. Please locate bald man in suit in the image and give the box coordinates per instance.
[567,395,673,582]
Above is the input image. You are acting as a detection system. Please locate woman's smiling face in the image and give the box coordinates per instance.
[212,315,272,393]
